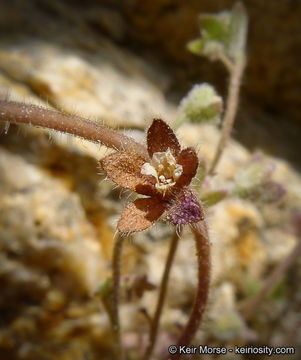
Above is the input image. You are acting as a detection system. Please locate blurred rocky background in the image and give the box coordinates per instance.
[0,0,301,359]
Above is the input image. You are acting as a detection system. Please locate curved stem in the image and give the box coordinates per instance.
[173,220,211,359]
[0,101,148,159]
[208,56,245,175]
[112,234,125,360]
[216,51,234,73]
[144,229,182,360]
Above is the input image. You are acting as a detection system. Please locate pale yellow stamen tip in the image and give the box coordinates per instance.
[141,149,183,194]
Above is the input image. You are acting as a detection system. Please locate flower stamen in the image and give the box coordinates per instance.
[141,149,183,195]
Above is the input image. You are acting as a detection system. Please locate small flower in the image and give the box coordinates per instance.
[100,119,204,234]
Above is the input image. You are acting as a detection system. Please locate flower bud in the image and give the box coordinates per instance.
[175,84,223,129]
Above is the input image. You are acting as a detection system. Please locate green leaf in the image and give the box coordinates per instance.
[187,2,248,63]
[187,38,204,55]
[201,14,229,43]
[201,190,228,207]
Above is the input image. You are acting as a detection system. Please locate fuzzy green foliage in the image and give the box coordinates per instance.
[187,2,248,62]
[174,84,223,129]
[200,189,228,207]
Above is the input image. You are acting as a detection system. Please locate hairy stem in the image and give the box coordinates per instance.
[242,237,301,321]
[112,234,125,360]
[216,51,234,73]
[0,101,148,159]
[208,55,245,175]
[172,220,211,358]
[144,229,182,360]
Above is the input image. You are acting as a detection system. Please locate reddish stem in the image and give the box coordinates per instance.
[112,234,125,360]
[144,229,182,360]
[172,220,211,359]
[0,101,148,159]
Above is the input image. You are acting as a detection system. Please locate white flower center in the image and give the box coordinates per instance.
[141,149,183,194]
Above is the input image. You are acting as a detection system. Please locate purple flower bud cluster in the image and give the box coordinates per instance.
[167,189,204,225]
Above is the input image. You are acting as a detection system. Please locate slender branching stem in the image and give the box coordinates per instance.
[112,234,125,360]
[208,55,245,175]
[0,100,148,159]
[242,237,301,321]
[172,220,210,359]
[216,51,234,73]
[144,229,182,360]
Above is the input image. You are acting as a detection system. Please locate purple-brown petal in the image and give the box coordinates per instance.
[166,188,204,226]
[147,119,181,158]
[118,198,167,234]
[176,147,199,188]
[100,151,156,196]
